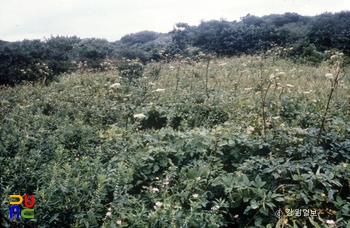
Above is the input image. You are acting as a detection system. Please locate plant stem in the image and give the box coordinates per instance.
[205,58,210,99]
[316,69,341,145]
[175,64,180,93]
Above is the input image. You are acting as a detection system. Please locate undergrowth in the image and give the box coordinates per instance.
[1,51,349,227]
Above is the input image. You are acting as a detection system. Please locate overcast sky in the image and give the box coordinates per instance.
[1,0,349,42]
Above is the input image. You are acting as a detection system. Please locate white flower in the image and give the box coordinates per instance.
[152,188,159,193]
[326,220,335,225]
[211,205,220,210]
[155,201,163,207]
[246,126,255,134]
[192,194,199,198]
[153,88,165,92]
[109,83,121,90]
[325,73,334,80]
[195,177,201,181]
[106,211,112,216]
[117,220,122,225]
[133,113,146,119]
[276,72,286,77]
[269,74,275,81]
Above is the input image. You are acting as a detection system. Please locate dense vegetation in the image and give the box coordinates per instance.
[1,10,350,228]
[1,47,350,227]
[1,11,350,86]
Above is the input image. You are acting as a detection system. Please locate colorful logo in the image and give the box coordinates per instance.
[9,194,35,219]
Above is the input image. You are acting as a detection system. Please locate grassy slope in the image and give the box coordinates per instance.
[1,53,350,227]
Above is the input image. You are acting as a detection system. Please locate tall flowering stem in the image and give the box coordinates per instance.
[199,52,215,99]
[316,58,343,145]
[258,61,272,137]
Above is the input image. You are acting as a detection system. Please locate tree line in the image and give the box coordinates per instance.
[0,11,349,86]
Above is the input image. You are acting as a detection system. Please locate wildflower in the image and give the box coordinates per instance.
[133,113,146,119]
[109,83,121,90]
[155,201,163,207]
[106,211,112,216]
[163,181,169,185]
[153,88,165,92]
[233,214,239,218]
[117,220,122,225]
[195,177,201,181]
[211,205,220,210]
[326,220,335,225]
[246,126,254,134]
[192,194,199,199]
[269,74,275,81]
[75,157,79,161]
[152,187,159,193]
[276,72,286,77]
[325,73,333,80]
[343,163,347,168]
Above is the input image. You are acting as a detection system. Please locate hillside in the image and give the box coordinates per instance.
[1,11,350,86]
[1,51,349,227]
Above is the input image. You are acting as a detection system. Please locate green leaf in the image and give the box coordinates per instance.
[328,189,336,201]
[274,197,285,202]
[253,175,266,188]
[250,199,259,209]
[308,217,320,228]
[49,213,60,223]
[265,201,276,209]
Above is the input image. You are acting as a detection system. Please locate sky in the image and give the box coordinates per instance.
[1,0,349,42]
